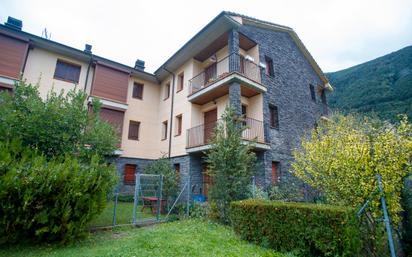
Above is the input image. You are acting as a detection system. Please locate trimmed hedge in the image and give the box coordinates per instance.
[230,199,362,256]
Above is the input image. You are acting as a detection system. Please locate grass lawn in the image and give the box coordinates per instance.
[88,202,158,227]
[0,219,291,257]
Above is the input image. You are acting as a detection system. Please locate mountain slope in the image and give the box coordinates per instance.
[326,46,412,121]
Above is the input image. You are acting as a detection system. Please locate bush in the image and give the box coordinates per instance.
[0,140,117,243]
[0,81,118,160]
[402,174,412,254]
[230,199,362,256]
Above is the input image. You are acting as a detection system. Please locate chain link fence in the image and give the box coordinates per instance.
[88,174,191,229]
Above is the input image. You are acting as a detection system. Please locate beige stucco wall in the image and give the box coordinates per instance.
[120,76,161,159]
[241,93,263,121]
[23,47,91,99]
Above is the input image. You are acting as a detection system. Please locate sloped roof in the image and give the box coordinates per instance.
[155,11,331,88]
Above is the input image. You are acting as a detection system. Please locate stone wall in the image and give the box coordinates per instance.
[239,25,328,189]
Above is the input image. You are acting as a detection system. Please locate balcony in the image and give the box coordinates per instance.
[186,117,269,153]
[188,53,266,105]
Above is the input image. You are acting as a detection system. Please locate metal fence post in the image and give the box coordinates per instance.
[376,174,396,257]
[112,192,118,226]
[186,175,191,217]
[156,174,163,221]
[132,173,141,225]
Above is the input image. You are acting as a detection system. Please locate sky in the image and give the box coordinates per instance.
[1,0,412,73]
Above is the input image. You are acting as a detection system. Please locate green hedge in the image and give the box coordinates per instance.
[0,140,117,243]
[230,199,362,256]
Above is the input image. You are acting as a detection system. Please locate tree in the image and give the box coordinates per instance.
[0,81,119,242]
[291,113,412,224]
[0,80,118,160]
[206,105,257,224]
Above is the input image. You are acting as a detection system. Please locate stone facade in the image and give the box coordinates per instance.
[239,25,328,189]
[114,24,328,197]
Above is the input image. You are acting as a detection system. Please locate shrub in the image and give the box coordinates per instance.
[0,81,118,160]
[230,199,362,256]
[402,174,412,254]
[292,113,412,224]
[0,140,117,243]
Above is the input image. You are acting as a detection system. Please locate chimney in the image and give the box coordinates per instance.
[5,16,22,31]
[84,44,92,54]
[134,59,145,71]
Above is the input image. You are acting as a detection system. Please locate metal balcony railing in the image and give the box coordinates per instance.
[186,117,266,149]
[189,53,262,95]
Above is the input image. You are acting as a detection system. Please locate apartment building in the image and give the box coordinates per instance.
[0,12,331,196]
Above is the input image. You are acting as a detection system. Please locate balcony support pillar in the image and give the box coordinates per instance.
[229,81,242,116]
[228,29,240,72]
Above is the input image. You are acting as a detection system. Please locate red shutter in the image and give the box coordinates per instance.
[92,63,129,103]
[0,33,29,79]
[124,164,137,185]
[272,162,278,184]
[100,107,125,137]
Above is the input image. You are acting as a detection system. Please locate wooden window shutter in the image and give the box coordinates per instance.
[132,82,144,99]
[0,33,28,79]
[99,107,125,137]
[128,120,140,140]
[269,105,279,129]
[271,162,279,184]
[92,63,130,103]
[124,164,137,185]
[54,60,81,83]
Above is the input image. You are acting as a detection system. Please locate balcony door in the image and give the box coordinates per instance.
[204,108,217,144]
[204,63,217,86]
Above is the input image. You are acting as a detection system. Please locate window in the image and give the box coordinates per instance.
[162,120,168,140]
[310,84,316,102]
[241,105,247,126]
[271,162,279,184]
[321,89,327,105]
[54,59,81,83]
[264,56,274,77]
[124,164,137,185]
[241,105,247,117]
[128,120,140,140]
[175,114,182,136]
[174,163,180,177]
[132,82,144,99]
[177,72,184,92]
[164,82,170,100]
[269,105,279,129]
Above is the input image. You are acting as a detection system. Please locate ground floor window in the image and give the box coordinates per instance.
[271,161,279,184]
[124,164,137,185]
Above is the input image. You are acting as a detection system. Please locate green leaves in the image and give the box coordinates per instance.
[0,81,119,243]
[231,199,361,256]
[206,105,257,224]
[0,80,118,161]
[0,140,117,243]
[292,113,412,224]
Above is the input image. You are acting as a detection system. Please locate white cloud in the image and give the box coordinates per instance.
[1,0,411,72]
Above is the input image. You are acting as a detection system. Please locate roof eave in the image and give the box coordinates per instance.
[154,12,241,81]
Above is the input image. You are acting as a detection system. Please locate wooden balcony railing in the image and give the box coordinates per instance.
[186,117,266,149]
[189,53,263,95]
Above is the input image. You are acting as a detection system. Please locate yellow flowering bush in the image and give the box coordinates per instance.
[292,114,412,223]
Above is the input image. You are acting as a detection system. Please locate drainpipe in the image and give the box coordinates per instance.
[83,55,93,92]
[163,67,176,159]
